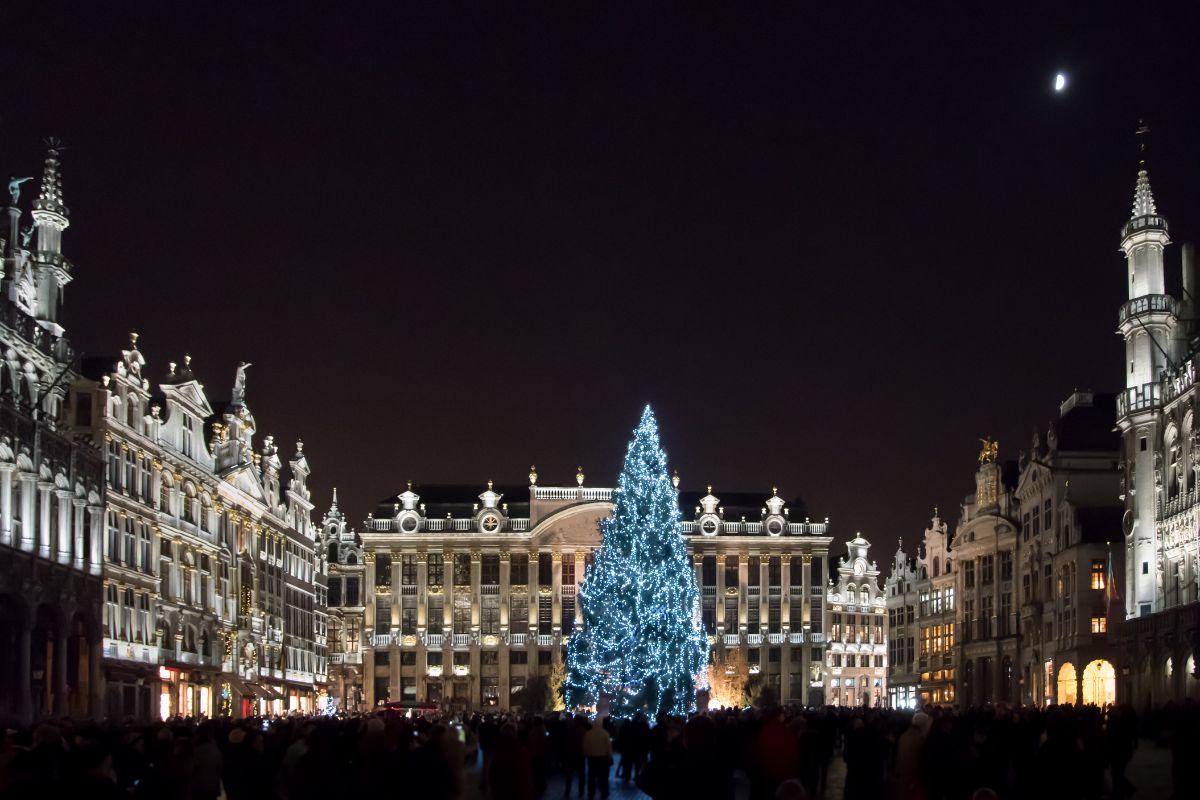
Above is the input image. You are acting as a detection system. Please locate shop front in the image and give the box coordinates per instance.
[157,667,216,719]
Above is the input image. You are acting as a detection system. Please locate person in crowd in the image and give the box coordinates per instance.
[582,714,613,800]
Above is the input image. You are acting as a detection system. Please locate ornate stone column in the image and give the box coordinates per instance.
[551,551,562,641]
[780,553,792,703]
[17,475,35,552]
[0,464,14,546]
[499,551,511,706]
[55,488,72,565]
[72,499,86,571]
[38,481,52,559]
[800,553,814,706]
[738,553,749,643]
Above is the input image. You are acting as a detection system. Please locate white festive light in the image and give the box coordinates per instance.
[566,406,707,717]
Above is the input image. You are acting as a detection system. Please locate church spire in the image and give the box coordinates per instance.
[1132,167,1156,218]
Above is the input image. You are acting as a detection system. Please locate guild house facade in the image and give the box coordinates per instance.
[323,469,847,711]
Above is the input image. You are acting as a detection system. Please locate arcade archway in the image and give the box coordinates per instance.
[1057,662,1077,705]
[1081,659,1116,707]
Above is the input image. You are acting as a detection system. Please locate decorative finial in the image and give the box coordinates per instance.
[407,480,412,491]
[576,466,584,486]
[1137,119,1150,162]
[707,484,713,494]
[130,330,139,347]
[529,465,538,485]
[672,469,680,488]
[978,437,998,464]
[933,504,939,518]
[168,361,176,376]
[184,354,192,368]
[330,488,339,510]
[295,439,303,453]
[772,485,778,496]
[487,479,493,490]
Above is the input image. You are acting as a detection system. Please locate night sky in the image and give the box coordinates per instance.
[4,4,1200,554]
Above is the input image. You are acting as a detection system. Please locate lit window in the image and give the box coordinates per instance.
[1090,560,1106,590]
[1090,615,1107,634]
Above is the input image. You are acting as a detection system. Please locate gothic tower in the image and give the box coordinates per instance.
[1116,131,1175,618]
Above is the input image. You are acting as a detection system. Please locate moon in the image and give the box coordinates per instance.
[1054,73,1066,92]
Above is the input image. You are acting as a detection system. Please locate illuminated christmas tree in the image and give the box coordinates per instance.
[567,406,708,717]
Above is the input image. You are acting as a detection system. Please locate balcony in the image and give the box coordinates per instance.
[452,634,471,647]
[510,633,527,646]
[746,633,764,645]
[371,634,392,648]
[537,635,554,647]
[1117,382,1161,418]
[723,634,740,646]
[1121,213,1168,240]
[789,632,804,644]
[426,634,443,647]
[1118,294,1176,325]
[767,633,784,644]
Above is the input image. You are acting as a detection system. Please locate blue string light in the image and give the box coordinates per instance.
[566,405,707,717]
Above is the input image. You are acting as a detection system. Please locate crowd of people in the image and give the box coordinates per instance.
[0,698,1194,800]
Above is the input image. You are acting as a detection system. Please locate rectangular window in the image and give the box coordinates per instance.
[768,596,781,632]
[402,555,417,585]
[702,556,716,586]
[981,595,993,639]
[427,554,444,587]
[964,560,975,588]
[346,577,360,607]
[747,600,759,634]
[724,598,738,632]
[702,596,716,634]
[481,554,500,585]
[328,578,342,607]
[981,555,994,585]
[510,554,528,586]
[560,595,575,632]
[538,596,552,635]
[401,603,417,635]
[768,557,781,586]
[453,607,470,635]
[510,650,528,665]
[725,556,739,587]
[375,599,390,634]
[1000,593,1012,636]
[482,603,500,636]
[1091,560,1106,590]
[1090,615,1107,634]
[538,553,553,586]
[1000,551,1013,581]
[427,596,443,631]
[748,556,761,586]
[510,596,529,628]
[453,553,471,585]
[561,558,575,586]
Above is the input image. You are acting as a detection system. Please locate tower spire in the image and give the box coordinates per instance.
[1131,121,1158,219]
[31,138,69,256]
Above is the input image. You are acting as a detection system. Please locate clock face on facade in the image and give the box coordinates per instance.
[767,519,783,536]
[480,514,500,532]
[400,515,418,533]
[1122,509,1134,537]
[701,518,719,536]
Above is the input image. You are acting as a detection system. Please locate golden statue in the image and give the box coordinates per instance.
[978,437,999,465]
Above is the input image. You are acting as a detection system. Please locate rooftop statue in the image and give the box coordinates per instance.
[232,361,252,407]
[7,176,32,206]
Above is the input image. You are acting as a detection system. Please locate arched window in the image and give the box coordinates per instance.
[327,542,338,564]
[200,493,212,533]
[346,552,358,566]
[200,629,210,658]
[933,557,940,578]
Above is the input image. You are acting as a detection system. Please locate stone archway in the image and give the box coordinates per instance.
[1057,662,1077,706]
[1081,659,1116,707]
